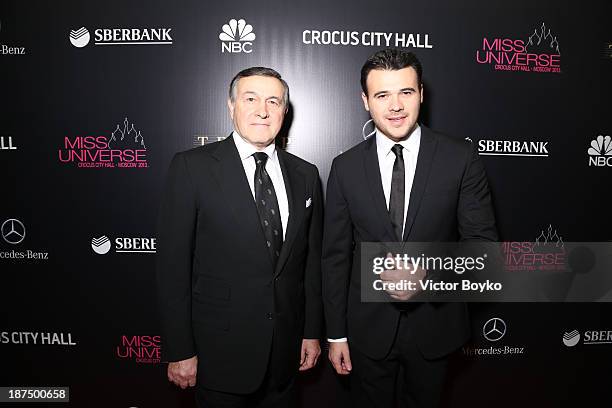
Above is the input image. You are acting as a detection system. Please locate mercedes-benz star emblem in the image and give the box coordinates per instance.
[1,218,26,245]
[362,119,376,140]
[483,317,506,342]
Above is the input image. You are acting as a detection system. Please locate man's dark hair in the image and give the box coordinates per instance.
[360,49,423,96]
[229,66,289,106]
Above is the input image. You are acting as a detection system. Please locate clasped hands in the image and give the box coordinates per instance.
[378,252,426,301]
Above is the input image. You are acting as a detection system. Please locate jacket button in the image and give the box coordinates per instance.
[267,312,274,320]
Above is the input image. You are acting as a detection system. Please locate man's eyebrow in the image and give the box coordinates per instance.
[373,87,417,97]
[241,92,282,101]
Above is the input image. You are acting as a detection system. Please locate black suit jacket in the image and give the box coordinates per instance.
[156,136,323,393]
[322,126,498,360]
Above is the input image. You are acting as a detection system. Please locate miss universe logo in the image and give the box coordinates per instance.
[476,22,561,74]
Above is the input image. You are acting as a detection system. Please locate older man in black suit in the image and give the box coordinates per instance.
[157,67,323,407]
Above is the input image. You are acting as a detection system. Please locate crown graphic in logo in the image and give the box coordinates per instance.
[91,235,111,255]
[219,19,255,42]
[588,135,612,156]
[109,117,146,150]
[535,224,564,248]
[562,330,580,347]
[526,22,560,55]
[70,27,90,48]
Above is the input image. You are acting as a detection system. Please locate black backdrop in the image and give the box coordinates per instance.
[1,0,611,407]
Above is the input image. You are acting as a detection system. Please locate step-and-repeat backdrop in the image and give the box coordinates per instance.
[1,0,610,406]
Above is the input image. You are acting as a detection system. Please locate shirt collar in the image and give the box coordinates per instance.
[232,131,277,162]
[375,124,421,157]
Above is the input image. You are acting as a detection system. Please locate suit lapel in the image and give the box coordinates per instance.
[402,127,437,240]
[363,136,397,242]
[274,150,305,276]
[210,137,275,270]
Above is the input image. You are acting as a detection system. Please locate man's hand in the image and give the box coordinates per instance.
[168,355,198,389]
[299,339,321,371]
[328,341,352,375]
[380,253,426,301]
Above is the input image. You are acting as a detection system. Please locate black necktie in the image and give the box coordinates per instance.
[253,152,283,267]
[389,144,405,241]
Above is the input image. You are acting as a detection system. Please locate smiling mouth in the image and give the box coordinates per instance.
[387,116,406,123]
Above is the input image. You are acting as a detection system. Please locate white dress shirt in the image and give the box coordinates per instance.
[232,132,289,240]
[328,125,422,344]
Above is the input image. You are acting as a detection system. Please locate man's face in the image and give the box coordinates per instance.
[228,75,286,149]
[361,67,423,142]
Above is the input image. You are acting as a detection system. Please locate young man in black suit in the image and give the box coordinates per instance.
[322,49,498,407]
[156,67,323,407]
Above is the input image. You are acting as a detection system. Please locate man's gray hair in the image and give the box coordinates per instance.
[229,66,290,107]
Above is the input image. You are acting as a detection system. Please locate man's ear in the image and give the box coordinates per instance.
[420,85,424,104]
[361,92,370,112]
[227,98,234,119]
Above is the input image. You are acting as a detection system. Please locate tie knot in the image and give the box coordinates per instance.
[391,144,403,157]
[253,152,268,167]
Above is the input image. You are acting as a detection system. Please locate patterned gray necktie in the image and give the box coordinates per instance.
[253,152,283,267]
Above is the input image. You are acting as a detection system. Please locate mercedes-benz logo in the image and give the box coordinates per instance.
[483,317,506,342]
[362,119,376,140]
[1,218,26,245]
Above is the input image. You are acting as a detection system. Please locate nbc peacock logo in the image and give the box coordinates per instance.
[219,18,255,53]
[588,135,612,167]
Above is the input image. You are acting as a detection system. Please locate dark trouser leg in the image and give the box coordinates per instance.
[349,344,400,408]
[349,312,449,408]
[396,313,448,408]
[196,373,296,408]
[196,330,297,408]
[253,375,296,408]
[196,386,249,408]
